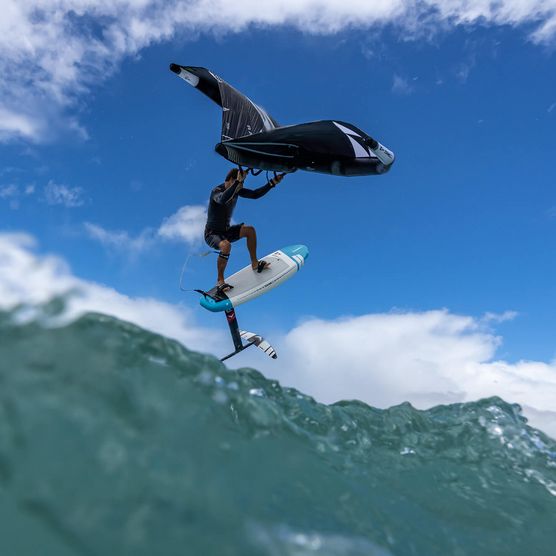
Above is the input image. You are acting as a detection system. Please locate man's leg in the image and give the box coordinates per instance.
[239,225,270,271]
[217,240,231,284]
[239,225,259,269]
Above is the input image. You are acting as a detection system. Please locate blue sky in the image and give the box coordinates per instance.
[1,1,556,435]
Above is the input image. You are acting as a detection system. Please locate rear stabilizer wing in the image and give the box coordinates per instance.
[240,331,277,359]
[220,309,278,362]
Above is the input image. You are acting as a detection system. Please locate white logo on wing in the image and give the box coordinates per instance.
[333,121,376,159]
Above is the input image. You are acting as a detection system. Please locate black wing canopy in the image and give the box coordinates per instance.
[169,64,278,141]
[170,63,395,176]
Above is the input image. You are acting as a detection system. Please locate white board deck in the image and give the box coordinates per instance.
[200,245,308,312]
[225,250,295,307]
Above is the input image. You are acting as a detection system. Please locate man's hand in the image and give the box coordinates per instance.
[237,169,247,183]
[270,173,286,187]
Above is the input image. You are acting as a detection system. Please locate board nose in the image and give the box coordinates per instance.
[282,244,309,265]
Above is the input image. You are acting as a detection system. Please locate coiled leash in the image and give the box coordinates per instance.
[179,250,219,295]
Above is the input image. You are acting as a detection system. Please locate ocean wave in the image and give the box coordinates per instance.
[1,310,555,555]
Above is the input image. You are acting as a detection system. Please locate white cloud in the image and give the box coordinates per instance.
[0,184,19,199]
[85,204,207,253]
[0,184,22,210]
[0,232,222,353]
[0,183,39,209]
[0,107,43,142]
[1,231,555,439]
[2,1,556,142]
[481,310,518,324]
[1,180,81,210]
[392,74,413,95]
[456,61,475,83]
[247,311,556,439]
[158,205,207,243]
[84,222,156,254]
[44,180,85,207]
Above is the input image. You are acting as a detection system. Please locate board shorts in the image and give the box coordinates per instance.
[204,223,244,250]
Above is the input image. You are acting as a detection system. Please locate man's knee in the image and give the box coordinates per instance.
[219,240,231,255]
[241,225,256,237]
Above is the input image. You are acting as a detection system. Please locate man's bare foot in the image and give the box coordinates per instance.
[252,260,271,273]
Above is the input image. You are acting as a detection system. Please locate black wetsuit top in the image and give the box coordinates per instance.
[205,180,274,232]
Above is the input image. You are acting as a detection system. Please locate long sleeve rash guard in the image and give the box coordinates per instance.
[205,180,274,232]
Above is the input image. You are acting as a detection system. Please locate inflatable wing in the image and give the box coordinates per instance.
[170,63,395,177]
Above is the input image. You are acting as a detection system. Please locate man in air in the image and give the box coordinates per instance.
[205,168,285,293]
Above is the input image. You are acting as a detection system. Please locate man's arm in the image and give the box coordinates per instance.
[213,180,242,204]
[238,174,285,199]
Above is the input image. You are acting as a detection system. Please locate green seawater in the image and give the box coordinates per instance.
[0,309,555,556]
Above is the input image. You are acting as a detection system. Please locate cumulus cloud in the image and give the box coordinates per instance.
[0,232,222,353]
[2,1,556,142]
[158,205,207,243]
[246,311,556,439]
[85,204,207,253]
